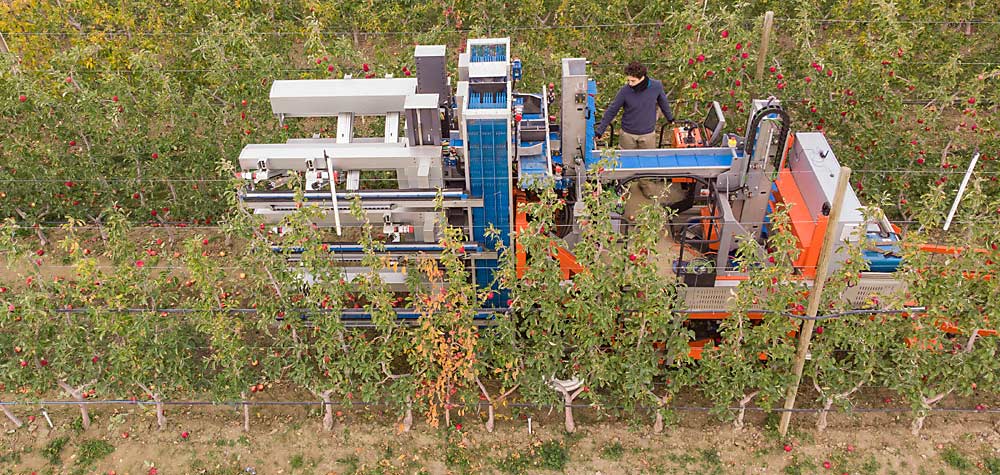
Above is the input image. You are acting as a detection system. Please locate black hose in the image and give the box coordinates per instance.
[743,104,791,170]
[658,122,669,147]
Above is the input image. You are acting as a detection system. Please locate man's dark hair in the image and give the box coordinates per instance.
[624,61,647,78]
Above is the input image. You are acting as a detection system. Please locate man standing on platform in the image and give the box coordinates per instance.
[595,61,674,149]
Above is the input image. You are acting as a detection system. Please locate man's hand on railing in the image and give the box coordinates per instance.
[594,125,607,145]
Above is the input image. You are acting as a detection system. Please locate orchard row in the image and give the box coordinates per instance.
[2,175,997,435]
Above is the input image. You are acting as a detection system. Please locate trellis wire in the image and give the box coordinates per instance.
[4,15,1000,37]
[3,259,992,272]
[37,307,929,323]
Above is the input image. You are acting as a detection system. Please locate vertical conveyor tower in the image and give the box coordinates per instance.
[457,38,514,293]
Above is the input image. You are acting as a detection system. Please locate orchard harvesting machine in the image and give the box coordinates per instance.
[237,38,908,333]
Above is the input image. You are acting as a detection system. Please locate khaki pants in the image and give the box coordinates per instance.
[620,131,657,149]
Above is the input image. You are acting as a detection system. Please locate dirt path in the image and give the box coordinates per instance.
[2,402,997,474]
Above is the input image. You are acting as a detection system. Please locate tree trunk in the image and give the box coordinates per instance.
[734,391,758,430]
[548,378,584,433]
[155,397,166,430]
[75,394,91,430]
[57,380,91,430]
[138,383,166,430]
[475,377,495,433]
[653,411,664,434]
[817,397,834,432]
[816,381,864,432]
[400,405,413,433]
[475,378,519,434]
[563,392,576,433]
[910,414,927,435]
[734,406,746,430]
[966,0,974,35]
[242,392,250,432]
[1,403,23,428]
[34,225,48,247]
[486,404,495,433]
[321,392,334,432]
[652,392,672,434]
[444,398,451,428]
[911,392,951,436]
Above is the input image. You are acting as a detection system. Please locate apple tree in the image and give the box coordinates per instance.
[256,201,362,432]
[497,181,583,432]
[85,209,201,430]
[804,211,884,431]
[180,233,267,432]
[406,214,481,429]
[881,182,1000,434]
[601,184,692,434]
[344,197,419,432]
[697,206,802,429]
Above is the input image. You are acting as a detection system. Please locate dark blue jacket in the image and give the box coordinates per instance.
[596,77,674,136]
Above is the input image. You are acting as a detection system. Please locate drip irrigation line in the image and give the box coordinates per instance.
[1,398,997,414]
[778,308,923,321]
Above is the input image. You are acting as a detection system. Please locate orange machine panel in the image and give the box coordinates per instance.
[772,167,826,278]
[671,126,704,148]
